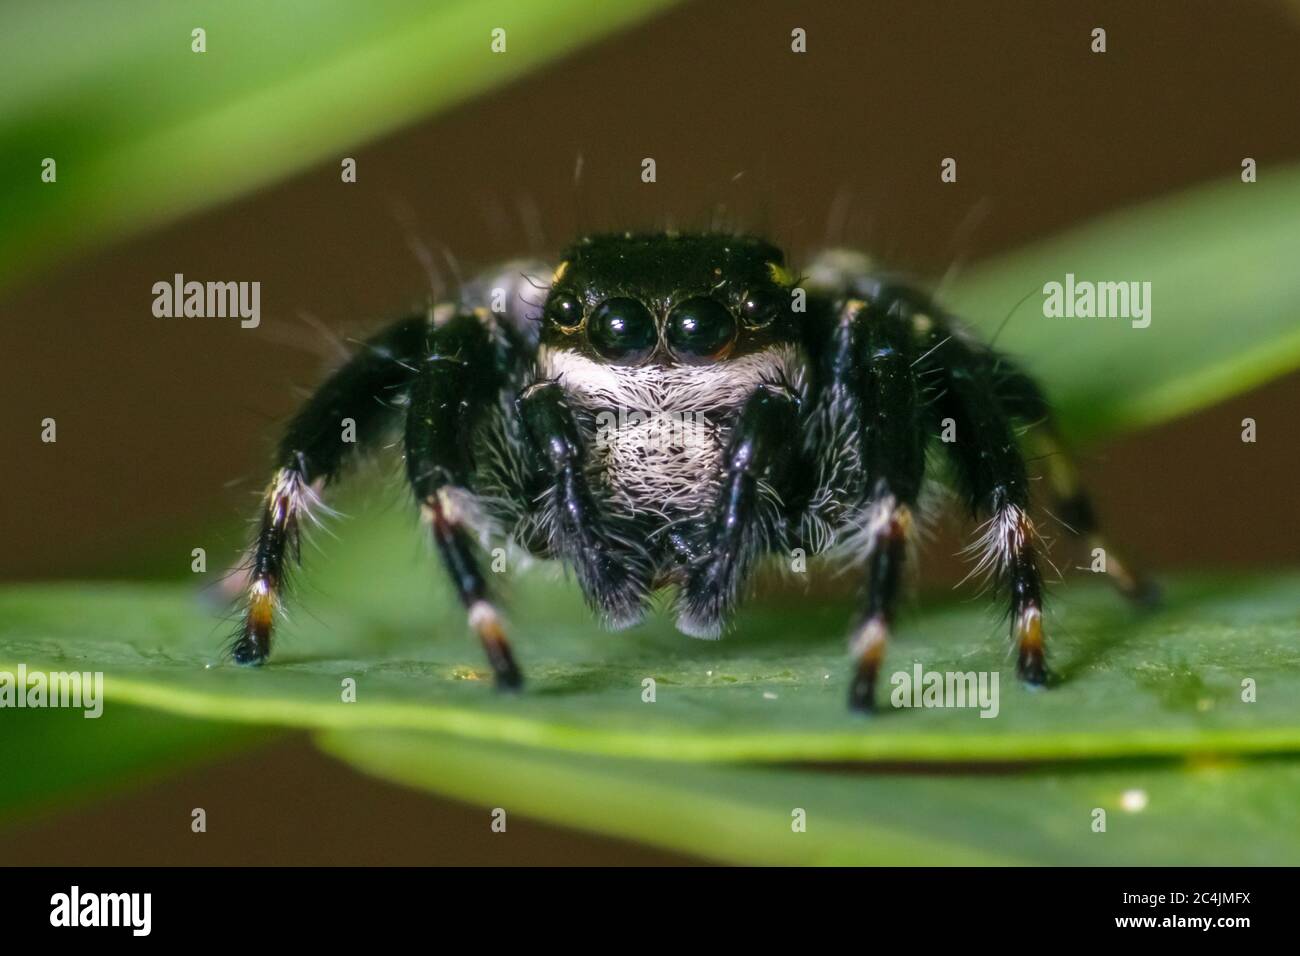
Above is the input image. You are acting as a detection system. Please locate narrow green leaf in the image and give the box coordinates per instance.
[319,730,1300,865]
[950,167,1300,441]
[0,0,680,289]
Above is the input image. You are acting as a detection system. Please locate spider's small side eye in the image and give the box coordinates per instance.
[666,296,736,363]
[739,289,784,329]
[588,297,657,363]
[545,292,585,329]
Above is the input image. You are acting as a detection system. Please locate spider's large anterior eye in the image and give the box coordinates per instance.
[739,288,785,329]
[587,297,657,363]
[544,292,584,330]
[666,297,736,363]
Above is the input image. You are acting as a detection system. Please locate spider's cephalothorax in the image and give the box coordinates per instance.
[229,232,1153,710]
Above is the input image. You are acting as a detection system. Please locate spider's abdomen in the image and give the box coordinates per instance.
[537,343,807,522]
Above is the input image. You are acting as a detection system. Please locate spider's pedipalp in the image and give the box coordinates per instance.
[677,382,801,637]
[518,381,654,629]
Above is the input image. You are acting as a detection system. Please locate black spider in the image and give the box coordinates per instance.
[229,232,1153,710]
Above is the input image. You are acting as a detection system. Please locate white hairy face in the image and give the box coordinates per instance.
[537,344,806,518]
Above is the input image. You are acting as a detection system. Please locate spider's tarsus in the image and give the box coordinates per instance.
[1014,602,1050,686]
[233,577,276,666]
[1016,649,1050,686]
[469,600,525,691]
[484,628,524,691]
[1126,576,1163,611]
[847,616,887,713]
[231,636,269,666]
[493,664,524,692]
[847,673,877,713]
[1096,543,1162,611]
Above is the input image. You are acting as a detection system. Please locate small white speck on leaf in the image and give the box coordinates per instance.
[1121,789,1148,813]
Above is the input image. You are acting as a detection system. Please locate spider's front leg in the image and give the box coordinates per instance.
[676,384,802,638]
[405,311,530,688]
[232,314,431,664]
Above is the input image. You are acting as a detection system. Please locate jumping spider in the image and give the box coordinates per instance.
[231,232,1153,710]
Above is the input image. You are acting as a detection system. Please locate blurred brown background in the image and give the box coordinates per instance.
[1,0,1297,864]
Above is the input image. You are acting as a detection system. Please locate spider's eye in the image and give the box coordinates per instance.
[739,288,784,329]
[666,297,736,363]
[544,292,584,329]
[588,298,657,363]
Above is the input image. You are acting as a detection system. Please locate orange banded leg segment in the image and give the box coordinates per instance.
[976,500,1049,685]
[232,467,323,664]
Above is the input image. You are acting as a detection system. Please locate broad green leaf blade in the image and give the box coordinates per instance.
[0,704,269,821]
[320,730,1300,865]
[949,166,1300,442]
[2,506,1296,764]
[0,0,680,290]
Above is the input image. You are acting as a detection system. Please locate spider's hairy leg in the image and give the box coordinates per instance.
[925,331,1052,685]
[232,314,431,665]
[843,299,929,711]
[517,381,653,628]
[677,383,801,638]
[406,312,523,689]
[1001,370,1158,606]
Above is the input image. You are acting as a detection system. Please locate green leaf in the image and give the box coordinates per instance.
[0,0,681,290]
[949,166,1300,442]
[0,704,270,820]
[319,730,1300,865]
[2,506,1296,765]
